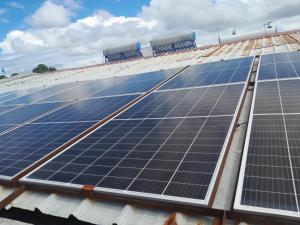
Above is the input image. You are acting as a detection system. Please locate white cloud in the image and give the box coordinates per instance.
[1,0,300,74]
[140,0,300,34]
[61,0,82,11]
[27,0,70,29]
[0,18,9,23]
[0,8,6,15]
[8,2,24,9]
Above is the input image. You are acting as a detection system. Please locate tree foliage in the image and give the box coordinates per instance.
[32,64,48,73]
[32,64,57,73]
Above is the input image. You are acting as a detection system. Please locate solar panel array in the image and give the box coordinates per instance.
[235,51,300,219]
[0,69,178,180]
[24,56,253,206]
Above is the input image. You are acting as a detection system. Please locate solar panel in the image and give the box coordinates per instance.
[0,102,65,125]
[235,52,300,219]
[90,70,179,98]
[24,57,251,206]
[0,92,15,103]
[159,57,253,90]
[258,52,300,80]
[0,88,41,104]
[35,95,139,123]
[118,84,244,119]
[0,122,95,179]
[0,105,18,115]
[26,116,232,200]
[0,125,14,134]
[1,82,82,105]
[0,68,183,180]
[37,77,126,103]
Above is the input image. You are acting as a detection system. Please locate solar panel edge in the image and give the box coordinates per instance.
[204,58,254,206]
[234,65,300,219]
[233,75,259,211]
[257,76,300,84]
[154,81,247,94]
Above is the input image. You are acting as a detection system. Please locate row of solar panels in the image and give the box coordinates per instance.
[0,56,252,206]
[235,51,300,219]
[1,52,300,220]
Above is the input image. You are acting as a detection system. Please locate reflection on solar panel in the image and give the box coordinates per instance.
[37,77,125,103]
[159,57,253,90]
[235,53,300,218]
[1,82,82,105]
[91,69,179,98]
[258,52,300,80]
[0,102,65,125]
[0,105,17,115]
[25,58,252,206]
[35,95,139,123]
[0,88,41,104]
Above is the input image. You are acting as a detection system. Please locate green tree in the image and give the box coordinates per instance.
[32,64,49,73]
[0,75,6,80]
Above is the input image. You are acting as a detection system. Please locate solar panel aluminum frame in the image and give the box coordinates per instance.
[234,55,300,219]
[22,58,254,207]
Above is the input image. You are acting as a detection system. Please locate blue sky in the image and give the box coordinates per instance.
[0,0,149,41]
[0,0,300,74]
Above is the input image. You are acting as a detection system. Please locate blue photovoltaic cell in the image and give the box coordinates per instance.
[35,95,139,123]
[0,88,41,104]
[259,52,300,80]
[118,84,244,119]
[125,69,179,83]
[0,121,94,178]
[1,82,82,105]
[0,105,17,115]
[0,102,65,125]
[159,57,252,90]
[37,77,126,103]
[258,64,276,80]
[0,92,15,103]
[254,79,300,114]
[91,69,179,98]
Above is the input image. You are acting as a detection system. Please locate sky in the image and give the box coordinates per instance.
[0,0,300,74]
